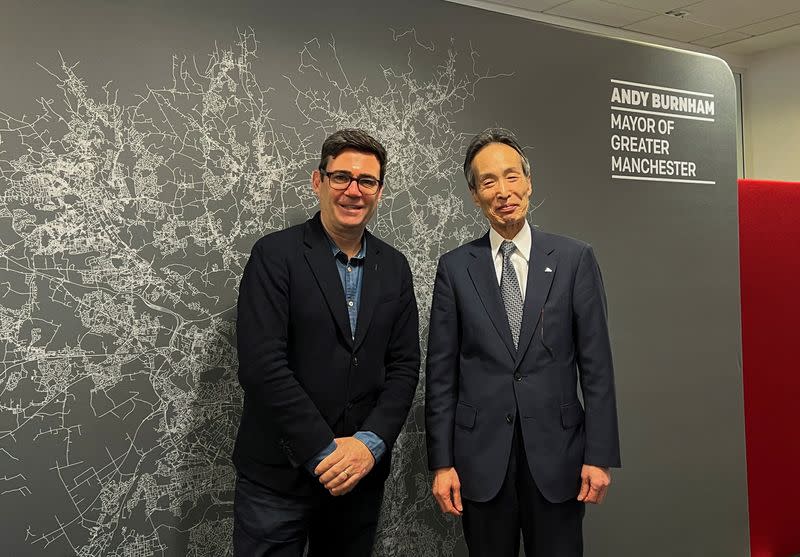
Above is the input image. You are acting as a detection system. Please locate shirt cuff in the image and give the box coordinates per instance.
[354,431,386,463]
[304,439,336,476]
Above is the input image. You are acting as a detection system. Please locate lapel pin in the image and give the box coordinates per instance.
[545,267,553,273]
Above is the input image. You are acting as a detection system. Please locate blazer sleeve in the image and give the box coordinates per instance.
[425,255,461,470]
[573,244,621,468]
[236,240,334,468]
[361,256,421,450]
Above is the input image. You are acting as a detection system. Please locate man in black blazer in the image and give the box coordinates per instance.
[425,129,620,556]
[233,129,420,556]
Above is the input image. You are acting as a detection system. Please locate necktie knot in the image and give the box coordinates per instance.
[500,240,516,258]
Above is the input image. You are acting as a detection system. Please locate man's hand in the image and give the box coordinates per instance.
[577,464,611,504]
[432,467,463,516]
[315,437,375,496]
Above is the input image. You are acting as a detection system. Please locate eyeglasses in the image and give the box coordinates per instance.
[320,169,382,195]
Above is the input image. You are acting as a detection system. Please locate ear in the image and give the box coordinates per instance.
[470,187,480,206]
[311,169,322,197]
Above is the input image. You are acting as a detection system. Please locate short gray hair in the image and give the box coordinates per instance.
[463,128,531,190]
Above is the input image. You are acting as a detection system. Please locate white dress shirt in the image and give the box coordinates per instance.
[489,220,531,301]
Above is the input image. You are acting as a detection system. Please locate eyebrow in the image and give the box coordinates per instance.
[478,167,523,180]
[328,169,380,180]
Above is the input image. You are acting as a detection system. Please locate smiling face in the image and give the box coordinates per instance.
[312,148,383,237]
[469,142,532,239]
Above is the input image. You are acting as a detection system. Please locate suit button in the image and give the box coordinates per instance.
[346,402,353,410]
[505,414,514,424]
[514,372,522,381]
[352,356,359,367]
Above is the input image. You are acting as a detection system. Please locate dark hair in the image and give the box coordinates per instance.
[463,128,531,190]
[318,129,388,184]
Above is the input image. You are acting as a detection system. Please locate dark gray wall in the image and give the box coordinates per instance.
[0,1,747,555]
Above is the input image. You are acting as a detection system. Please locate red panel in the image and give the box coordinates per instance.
[739,179,800,557]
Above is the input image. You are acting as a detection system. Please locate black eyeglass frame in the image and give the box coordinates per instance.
[319,169,383,195]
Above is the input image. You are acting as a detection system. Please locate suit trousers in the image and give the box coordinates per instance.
[233,472,385,557]
[461,416,585,557]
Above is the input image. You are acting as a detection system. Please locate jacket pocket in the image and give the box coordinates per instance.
[455,402,477,429]
[560,401,585,429]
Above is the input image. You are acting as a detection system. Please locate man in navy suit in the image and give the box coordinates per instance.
[425,129,620,556]
[233,129,420,556]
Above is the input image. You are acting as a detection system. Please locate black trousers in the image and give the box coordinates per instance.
[462,419,585,557]
[233,473,385,557]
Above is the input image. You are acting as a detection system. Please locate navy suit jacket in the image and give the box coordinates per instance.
[425,226,620,503]
[233,212,420,495]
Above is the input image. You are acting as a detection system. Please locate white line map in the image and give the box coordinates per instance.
[0,29,510,556]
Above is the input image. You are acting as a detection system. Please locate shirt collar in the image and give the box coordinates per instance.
[326,233,367,263]
[489,219,531,262]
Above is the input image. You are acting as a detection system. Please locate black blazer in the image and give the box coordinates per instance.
[425,226,620,503]
[234,213,420,495]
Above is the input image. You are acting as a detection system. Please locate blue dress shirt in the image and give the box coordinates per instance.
[304,235,386,475]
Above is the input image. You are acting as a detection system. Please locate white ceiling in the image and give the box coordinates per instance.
[471,0,800,56]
